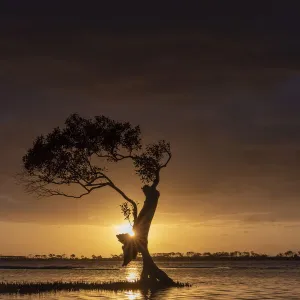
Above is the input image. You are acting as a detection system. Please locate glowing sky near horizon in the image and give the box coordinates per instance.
[1,2,300,256]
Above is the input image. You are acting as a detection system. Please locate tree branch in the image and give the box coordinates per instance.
[47,185,108,198]
[20,169,138,220]
[152,148,172,188]
[160,148,172,169]
[94,172,138,220]
[95,152,136,162]
[151,170,160,188]
[109,183,138,221]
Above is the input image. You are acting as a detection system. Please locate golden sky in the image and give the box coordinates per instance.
[1,5,300,256]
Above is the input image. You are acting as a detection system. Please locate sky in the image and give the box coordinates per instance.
[1,1,300,257]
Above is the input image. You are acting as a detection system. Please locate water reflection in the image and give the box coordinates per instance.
[123,288,160,300]
[126,268,139,282]
[125,290,142,300]
[1,261,300,299]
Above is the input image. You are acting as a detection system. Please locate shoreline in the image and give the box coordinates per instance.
[1,257,300,262]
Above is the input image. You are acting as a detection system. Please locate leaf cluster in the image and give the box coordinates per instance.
[120,202,133,225]
[20,113,172,217]
[133,140,171,182]
[22,114,141,186]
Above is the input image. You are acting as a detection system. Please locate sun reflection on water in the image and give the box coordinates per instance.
[125,290,141,300]
[126,268,139,282]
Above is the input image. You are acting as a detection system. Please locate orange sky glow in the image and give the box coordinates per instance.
[1,8,300,257]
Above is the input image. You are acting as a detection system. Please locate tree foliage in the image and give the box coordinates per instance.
[120,202,133,225]
[20,113,171,221]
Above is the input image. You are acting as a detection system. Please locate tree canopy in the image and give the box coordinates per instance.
[20,113,171,221]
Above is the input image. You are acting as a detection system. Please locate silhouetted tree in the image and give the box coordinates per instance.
[20,113,173,285]
[186,251,195,257]
[242,251,250,257]
[284,250,294,257]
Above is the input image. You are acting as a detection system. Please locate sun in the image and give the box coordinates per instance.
[115,223,135,237]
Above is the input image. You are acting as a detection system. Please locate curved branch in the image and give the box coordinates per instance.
[160,148,172,169]
[47,185,108,198]
[109,183,138,221]
[151,171,160,189]
[89,171,138,221]
[152,149,172,188]
[20,168,138,220]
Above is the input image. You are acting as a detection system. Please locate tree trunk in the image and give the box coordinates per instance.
[138,242,174,284]
[133,185,174,285]
[117,185,175,285]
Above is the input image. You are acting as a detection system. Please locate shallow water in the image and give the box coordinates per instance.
[1,260,300,299]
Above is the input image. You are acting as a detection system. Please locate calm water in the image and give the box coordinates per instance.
[1,260,300,299]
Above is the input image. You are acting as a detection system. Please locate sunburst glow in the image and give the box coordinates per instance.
[115,223,135,237]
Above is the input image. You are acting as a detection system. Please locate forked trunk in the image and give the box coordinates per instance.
[133,185,174,284]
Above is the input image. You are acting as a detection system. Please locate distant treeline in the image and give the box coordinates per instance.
[1,250,300,261]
